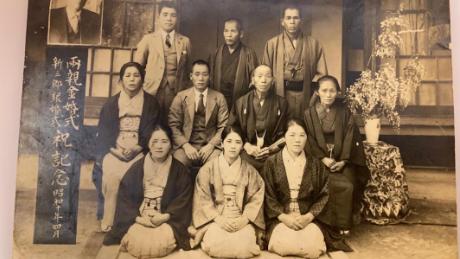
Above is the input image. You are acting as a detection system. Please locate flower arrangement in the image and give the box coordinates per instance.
[346,13,423,128]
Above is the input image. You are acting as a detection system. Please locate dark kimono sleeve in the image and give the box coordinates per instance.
[138,94,160,153]
[95,103,115,161]
[247,47,259,74]
[261,158,285,221]
[339,110,357,162]
[273,97,290,142]
[163,163,193,250]
[308,161,329,217]
[304,110,328,159]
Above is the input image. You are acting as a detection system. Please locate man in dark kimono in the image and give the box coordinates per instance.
[48,0,101,45]
[209,18,259,109]
[263,5,328,120]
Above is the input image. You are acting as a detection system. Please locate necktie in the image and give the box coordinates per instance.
[197,94,205,114]
[165,34,172,48]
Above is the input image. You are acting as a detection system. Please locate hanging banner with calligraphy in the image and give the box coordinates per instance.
[33,47,88,244]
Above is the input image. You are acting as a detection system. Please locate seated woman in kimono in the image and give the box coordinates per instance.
[94,62,160,232]
[228,65,289,171]
[190,126,265,258]
[102,125,193,258]
[304,75,365,247]
[262,118,329,258]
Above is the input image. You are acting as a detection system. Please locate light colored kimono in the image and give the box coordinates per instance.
[192,154,265,258]
[101,90,145,228]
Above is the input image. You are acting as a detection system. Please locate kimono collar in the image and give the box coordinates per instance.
[144,153,173,178]
[218,153,242,183]
[118,89,144,117]
[282,146,306,164]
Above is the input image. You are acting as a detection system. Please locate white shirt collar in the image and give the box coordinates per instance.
[194,87,208,111]
[160,29,175,42]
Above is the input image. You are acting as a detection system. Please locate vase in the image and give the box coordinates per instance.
[364,118,381,144]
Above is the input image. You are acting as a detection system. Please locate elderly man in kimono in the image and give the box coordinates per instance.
[168,60,228,174]
[134,1,191,123]
[209,18,259,109]
[189,126,265,258]
[263,5,328,120]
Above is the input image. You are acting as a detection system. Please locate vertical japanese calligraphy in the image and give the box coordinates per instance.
[34,47,87,244]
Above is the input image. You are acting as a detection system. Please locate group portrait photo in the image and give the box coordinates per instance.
[12,0,457,258]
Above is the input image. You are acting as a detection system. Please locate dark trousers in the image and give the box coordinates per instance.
[156,81,176,125]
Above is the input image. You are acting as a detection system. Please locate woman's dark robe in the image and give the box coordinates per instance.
[92,91,161,220]
[304,98,365,166]
[103,157,193,250]
[95,91,161,161]
[261,151,329,241]
[304,97,366,238]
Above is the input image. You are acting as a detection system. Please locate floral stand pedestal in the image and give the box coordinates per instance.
[361,141,410,225]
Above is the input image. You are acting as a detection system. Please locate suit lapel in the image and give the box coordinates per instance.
[205,89,216,126]
[175,34,184,64]
[154,32,165,64]
[186,89,195,124]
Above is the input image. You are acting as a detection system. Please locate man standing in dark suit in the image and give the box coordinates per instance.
[48,0,101,45]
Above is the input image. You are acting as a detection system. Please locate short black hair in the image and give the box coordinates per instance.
[158,1,177,14]
[317,75,341,92]
[191,59,210,73]
[119,62,145,82]
[149,124,174,145]
[224,18,243,32]
[282,5,302,18]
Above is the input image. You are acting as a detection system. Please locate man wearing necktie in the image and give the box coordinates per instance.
[48,0,101,45]
[169,60,228,175]
[135,1,192,123]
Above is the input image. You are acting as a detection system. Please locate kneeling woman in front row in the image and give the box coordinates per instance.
[190,126,265,258]
[262,119,329,258]
[103,125,193,258]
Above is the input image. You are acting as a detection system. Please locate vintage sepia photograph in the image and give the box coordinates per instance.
[13,0,456,258]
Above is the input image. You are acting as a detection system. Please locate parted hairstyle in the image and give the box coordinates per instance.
[119,62,145,82]
[316,75,341,92]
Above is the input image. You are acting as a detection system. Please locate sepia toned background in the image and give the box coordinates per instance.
[6,0,459,258]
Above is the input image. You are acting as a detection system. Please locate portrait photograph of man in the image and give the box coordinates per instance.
[48,0,102,45]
